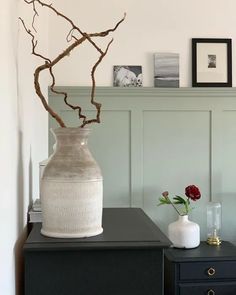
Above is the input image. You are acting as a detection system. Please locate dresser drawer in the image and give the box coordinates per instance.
[179,281,236,295]
[179,261,236,281]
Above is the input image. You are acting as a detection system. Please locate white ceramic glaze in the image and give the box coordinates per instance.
[168,215,200,249]
[40,127,103,238]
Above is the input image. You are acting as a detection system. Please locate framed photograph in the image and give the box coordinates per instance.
[192,38,232,87]
[113,66,143,87]
[154,53,179,88]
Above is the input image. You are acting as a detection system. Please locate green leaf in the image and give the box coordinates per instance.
[173,200,183,204]
[157,197,171,206]
[173,195,186,204]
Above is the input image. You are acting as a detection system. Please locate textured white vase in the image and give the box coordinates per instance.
[168,215,200,249]
[40,127,103,238]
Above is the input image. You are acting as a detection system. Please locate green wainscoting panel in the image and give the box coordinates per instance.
[143,110,210,236]
[48,87,236,241]
[221,110,236,240]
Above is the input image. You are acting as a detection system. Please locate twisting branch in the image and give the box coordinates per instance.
[19,17,51,62]
[34,35,88,127]
[20,0,126,127]
[81,39,113,127]
[49,67,87,123]
[89,13,126,38]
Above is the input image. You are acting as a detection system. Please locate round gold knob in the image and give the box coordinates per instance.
[207,289,215,295]
[207,267,216,276]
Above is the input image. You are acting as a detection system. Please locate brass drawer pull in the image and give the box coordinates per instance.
[207,267,216,276]
[207,289,215,295]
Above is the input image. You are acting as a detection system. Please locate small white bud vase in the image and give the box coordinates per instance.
[168,215,200,249]
[40,127,103,238]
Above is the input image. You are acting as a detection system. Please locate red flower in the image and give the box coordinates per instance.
[185,185,201,201]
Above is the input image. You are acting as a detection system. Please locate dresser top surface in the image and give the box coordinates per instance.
[165,241,236,262]
[25,208,171,251]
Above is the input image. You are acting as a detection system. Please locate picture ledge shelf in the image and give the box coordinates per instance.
[49,86,236,98]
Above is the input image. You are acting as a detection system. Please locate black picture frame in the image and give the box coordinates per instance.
[192,38,232,87]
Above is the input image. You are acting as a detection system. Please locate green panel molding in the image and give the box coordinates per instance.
[48,87,236,241]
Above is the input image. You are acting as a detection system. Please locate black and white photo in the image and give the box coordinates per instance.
[192,38,232,87]
[208,55,216,68]
[113,66,143,87]
[154,53,179,87]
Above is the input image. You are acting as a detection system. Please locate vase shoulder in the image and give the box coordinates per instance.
[43,156,102,181]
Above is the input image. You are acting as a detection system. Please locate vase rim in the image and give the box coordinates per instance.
[51,127,91,135]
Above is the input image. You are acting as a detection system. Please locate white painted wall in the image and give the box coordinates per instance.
[18,0,49,204]
[0,1,48,294]
[0,2,19,293]
[49,0,236,87]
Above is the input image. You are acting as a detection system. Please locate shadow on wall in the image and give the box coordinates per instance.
[14,131,33,295]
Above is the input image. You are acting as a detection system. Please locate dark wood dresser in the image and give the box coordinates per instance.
[165,241,236,295]
[24,208,170,295]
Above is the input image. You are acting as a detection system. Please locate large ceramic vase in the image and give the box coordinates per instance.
[168,215,200,249]
[40,127,103,238]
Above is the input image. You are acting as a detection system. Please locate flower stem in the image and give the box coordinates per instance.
[184,199,189,215]
[167,196,182,216]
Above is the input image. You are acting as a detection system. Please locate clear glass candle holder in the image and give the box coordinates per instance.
[206,202,222,245]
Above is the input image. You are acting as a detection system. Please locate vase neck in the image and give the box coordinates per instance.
[51,127,91,156]
[178,215,188,222]
[52,127,90,146]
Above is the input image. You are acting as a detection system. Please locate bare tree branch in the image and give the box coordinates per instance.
[89,13,126,37]
[49,67,87,123]
[34,65,66,128]
[33,36,87,127]
[19,17,51,62]
[20,0,126,127]
[81,39,113,127]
